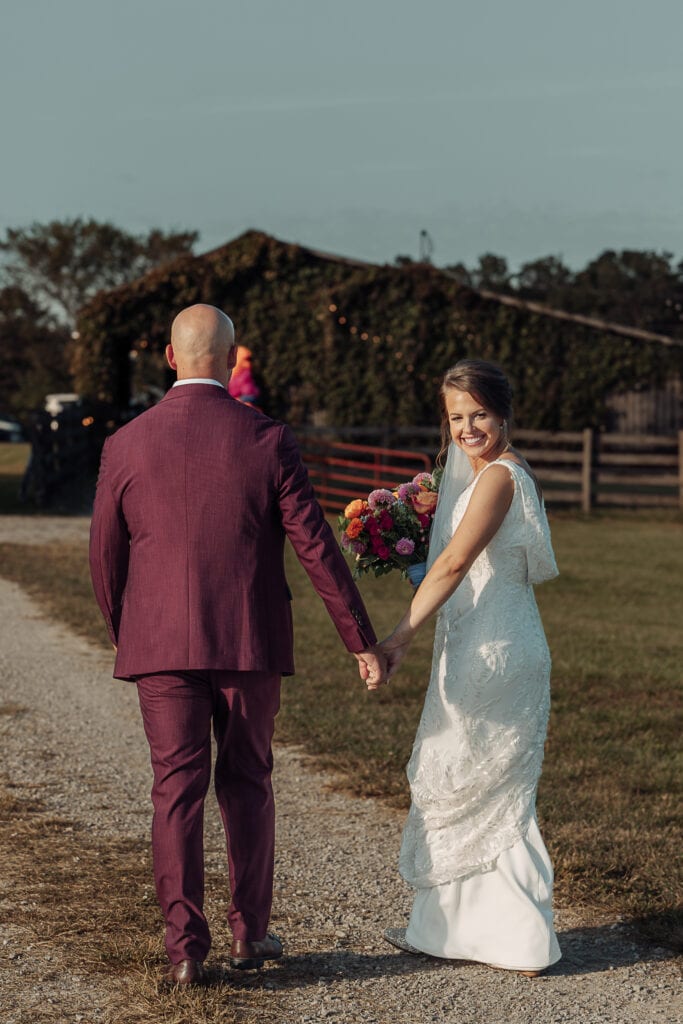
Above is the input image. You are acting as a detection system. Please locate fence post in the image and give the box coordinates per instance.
[679,431,683,511]
[581,428,593,513]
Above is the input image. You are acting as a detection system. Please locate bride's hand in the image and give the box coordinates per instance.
[380,631,413,679]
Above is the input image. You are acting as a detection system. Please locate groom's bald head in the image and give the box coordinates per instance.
[167,304,236,384]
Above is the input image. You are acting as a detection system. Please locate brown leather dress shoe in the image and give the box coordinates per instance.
[230,932,283,970]
[162,959,206,986]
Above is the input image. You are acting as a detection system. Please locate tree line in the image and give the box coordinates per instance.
[0,219,196,420]
[443,250,683,339]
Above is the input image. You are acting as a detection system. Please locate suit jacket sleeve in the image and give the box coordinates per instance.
[89,438,130,645]
[276,424,377,653]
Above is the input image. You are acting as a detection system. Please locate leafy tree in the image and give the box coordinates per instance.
[571,250,683,335]
[0,286,72,417]
[516,255,573,303]
[0,218,198,327]
[451,247,683,340]
[471,253,511,292]
[443,261,473,287]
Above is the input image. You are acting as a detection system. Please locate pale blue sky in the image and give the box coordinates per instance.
[1,0,682,269]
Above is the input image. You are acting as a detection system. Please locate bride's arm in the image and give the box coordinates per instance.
[381,465,514,676]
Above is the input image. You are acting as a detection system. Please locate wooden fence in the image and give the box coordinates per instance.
[513,429,683,512]
[297,428,683,513]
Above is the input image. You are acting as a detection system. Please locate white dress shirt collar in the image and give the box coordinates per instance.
[172,378,225,389]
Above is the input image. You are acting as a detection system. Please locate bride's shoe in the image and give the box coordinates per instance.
[486,963,544,978]
[383,928,424,956]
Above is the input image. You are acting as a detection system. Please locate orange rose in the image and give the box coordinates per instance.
[344,499,368,519]
[411,488,438,515]
[345,518,365,539]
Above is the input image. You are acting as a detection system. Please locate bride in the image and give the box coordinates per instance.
[380,360,561,976]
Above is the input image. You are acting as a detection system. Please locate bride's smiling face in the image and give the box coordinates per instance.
[445,388,505,463]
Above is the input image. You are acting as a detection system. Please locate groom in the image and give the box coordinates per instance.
[89,304,386,985]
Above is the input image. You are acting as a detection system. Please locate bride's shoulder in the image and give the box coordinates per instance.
[496,451,543,502]
[497,448,528,471]
[469,461,515,505]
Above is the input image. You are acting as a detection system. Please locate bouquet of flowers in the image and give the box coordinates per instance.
[338,470,441,581]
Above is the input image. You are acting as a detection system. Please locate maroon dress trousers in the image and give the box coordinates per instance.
[89,384,376,963]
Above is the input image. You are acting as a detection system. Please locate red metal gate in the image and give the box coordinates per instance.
[298,438,433,513]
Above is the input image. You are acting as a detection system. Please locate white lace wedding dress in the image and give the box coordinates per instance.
[399,452,562,971]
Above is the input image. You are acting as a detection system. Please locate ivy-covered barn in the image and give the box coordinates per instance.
[73,230,682,433]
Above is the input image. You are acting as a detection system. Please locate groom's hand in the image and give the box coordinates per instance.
[355,646,388,691]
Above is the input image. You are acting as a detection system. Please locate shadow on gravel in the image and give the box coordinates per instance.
[217,951,443,990]
[548,921,680,977]
[200,924,679,991]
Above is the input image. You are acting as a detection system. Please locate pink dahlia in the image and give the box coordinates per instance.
[395,537,415,556]
[397,481,420,502]
[367,488,397,510]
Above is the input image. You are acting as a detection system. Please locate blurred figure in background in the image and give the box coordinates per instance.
[228,346,261,407]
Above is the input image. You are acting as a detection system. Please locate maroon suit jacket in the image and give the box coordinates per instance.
[89,384,376,680]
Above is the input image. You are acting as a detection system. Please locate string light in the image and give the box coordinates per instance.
[328,303,394,347]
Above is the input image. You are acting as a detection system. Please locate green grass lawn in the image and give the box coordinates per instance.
[0,442,30,513]
[0,510,680,948]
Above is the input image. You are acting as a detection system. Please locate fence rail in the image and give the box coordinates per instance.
[297,428,683,512]
[296,438,432,514]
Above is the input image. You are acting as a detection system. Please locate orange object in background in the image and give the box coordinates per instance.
[228,346,261,406]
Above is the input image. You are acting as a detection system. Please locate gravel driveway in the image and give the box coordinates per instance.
[0,516,680,1023]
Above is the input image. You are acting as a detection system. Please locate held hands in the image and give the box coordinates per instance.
[355,630,414,690]
[355,646,388,691]
[379,630,413,680]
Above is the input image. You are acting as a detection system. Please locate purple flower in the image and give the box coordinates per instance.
[340,532,351,550]
[413,472,434,487]
[351,540,367,555]
[395,537,415,556]
[397,481,419,502]
[367,488,397,510]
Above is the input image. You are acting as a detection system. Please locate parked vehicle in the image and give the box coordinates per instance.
[0,415,24,442]
[44,393,80,416]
